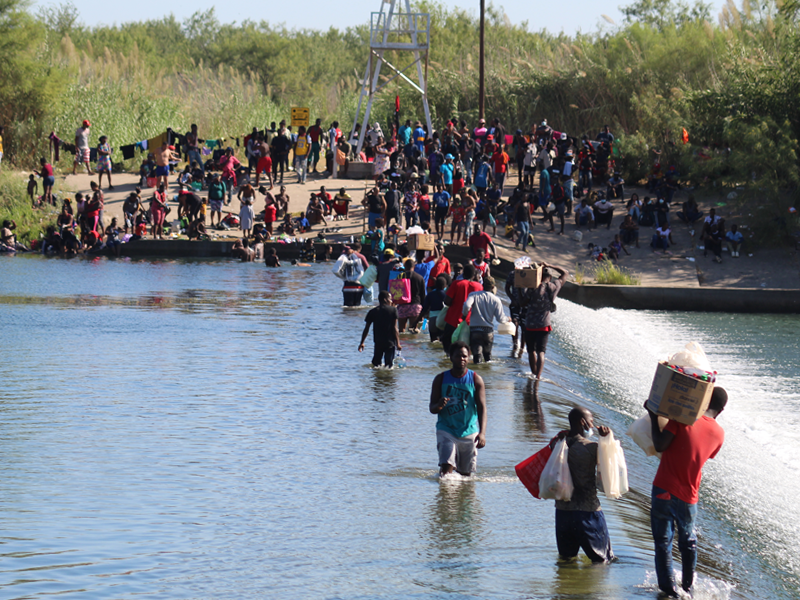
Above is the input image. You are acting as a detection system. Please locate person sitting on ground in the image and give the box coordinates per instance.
[574,198,596,230]
[627,193,642,221]
[332,188,352,220]
[1,220,30,252]
[306,193,328,226]
[651,223,674,253]
[462,276,510,364]
[104,218,122,257]
[187,217,210,241]
[608,234,630,261]
[593,194,615,229]
[606,171,625,201]
[56,204,74,232]
[638,196,656,228]
[619,214,640,248]
[725,224,743,257]
[677,196,703,225]
[265,247,281,267]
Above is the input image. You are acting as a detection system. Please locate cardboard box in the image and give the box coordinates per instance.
[408,233,435,251]
[514,265,543,288]
[646,362,714,425]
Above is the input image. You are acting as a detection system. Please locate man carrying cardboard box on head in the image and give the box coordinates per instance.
[646,387,727,598]
[521,263,568,380]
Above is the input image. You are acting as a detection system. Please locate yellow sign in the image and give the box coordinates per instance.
[291,107,310,128]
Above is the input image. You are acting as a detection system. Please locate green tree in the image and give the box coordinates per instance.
[620,0,712,29]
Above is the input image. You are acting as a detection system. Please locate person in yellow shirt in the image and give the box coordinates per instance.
[293,125,310,184]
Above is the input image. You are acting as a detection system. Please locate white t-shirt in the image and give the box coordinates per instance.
[656,226,671,237]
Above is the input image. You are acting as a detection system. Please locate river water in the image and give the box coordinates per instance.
[0,256,798,599]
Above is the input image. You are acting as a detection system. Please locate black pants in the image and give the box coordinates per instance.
[469,328,494,363]
[372,344,396,367]
[343,282,364,307]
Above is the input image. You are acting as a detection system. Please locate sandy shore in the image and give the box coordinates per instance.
[58,169,800,289]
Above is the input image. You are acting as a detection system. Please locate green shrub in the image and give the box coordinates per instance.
[594,261,641,285]
[0,171,62,243]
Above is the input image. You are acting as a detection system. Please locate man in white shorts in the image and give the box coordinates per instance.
[74,119,92,175]
[429,341,487,476]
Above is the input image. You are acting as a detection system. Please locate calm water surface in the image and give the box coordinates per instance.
[0,255,798,599]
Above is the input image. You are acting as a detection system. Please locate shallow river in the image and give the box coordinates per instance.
[0,256,798,599]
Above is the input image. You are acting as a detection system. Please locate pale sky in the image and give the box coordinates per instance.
[34,0,729,35]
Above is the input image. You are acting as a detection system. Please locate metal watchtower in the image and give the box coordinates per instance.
[350,0,432,154]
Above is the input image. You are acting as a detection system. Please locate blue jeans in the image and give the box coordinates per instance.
[187,149,204,174]
[579,169,592,191]
[650,486,698,594]
[516,221,530,248]
[651,234,669,250]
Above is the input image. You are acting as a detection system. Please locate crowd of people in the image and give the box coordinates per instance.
[347,234,727,599]
[9,112,748,269]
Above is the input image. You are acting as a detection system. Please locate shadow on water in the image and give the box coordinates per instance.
[423,480,484,586]
[519,379,547,436]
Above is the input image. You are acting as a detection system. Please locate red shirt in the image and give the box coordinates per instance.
[426,256,450,288]
[490,151,509,174]
[307,125,322,143]
[445,279,482,327]
[653,415,724,504]
[469,232,492,254]
[264,204,277,223]
[42,164,54,177]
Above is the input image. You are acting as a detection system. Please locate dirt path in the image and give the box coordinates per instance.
[54,170,800,289]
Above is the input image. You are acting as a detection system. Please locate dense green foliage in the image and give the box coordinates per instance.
[1,0,800,243]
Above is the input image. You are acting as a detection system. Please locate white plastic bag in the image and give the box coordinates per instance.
[669,341,712,373]
[497,320,515,336]
[332,253,347,280]
[597,431,629,499]
[626,413,667,458]
[539,439,574,501]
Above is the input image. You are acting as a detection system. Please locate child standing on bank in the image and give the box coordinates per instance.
[27,174,39,207]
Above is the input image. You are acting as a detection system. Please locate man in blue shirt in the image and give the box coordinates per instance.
[429,342,487,476]
[413,122,426,153]
[432,184,451,239]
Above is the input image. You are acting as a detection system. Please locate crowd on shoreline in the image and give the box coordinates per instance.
[5,114,749,267]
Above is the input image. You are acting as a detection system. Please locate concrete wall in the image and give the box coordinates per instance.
[558,281,800,313]
[118,240,799,313]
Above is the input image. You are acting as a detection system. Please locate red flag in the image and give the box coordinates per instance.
[681,128,689,144]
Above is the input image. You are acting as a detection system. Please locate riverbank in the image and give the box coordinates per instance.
[11,170,800,292]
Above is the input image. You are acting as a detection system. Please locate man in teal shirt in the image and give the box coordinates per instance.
[429,341,487,476]
[399,119,413,147]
